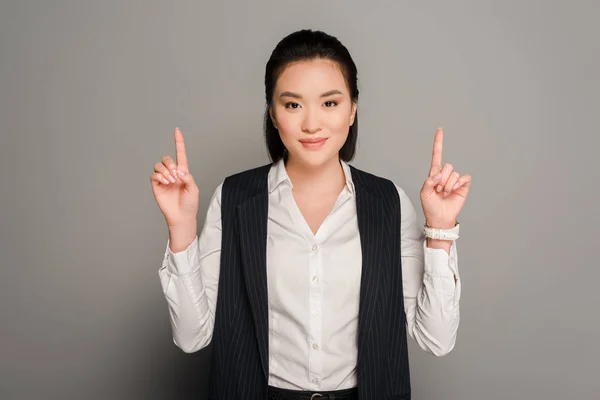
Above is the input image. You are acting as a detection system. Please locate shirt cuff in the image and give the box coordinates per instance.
[165,236,200,276]
[423,239,457,277]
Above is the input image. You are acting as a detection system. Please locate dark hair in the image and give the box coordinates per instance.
[264,29,359,163]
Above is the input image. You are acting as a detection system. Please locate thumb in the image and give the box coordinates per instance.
[421,172,442,196]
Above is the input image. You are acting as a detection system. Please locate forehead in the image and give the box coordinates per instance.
[276,58,347,93]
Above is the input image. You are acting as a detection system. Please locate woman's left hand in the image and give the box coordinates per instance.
[420,128,472,228]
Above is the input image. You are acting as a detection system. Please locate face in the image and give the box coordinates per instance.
[269,58,357,169]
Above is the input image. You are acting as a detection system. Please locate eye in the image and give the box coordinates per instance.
[284,102,301,109]
[324,101,338,107]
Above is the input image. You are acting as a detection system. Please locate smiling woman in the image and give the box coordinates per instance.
[263,30,359,169]
[152,29,471,400]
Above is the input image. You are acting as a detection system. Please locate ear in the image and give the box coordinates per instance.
[269,107,278,129]
[350,102,357,126]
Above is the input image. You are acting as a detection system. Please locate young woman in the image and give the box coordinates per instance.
[151,29,471,400]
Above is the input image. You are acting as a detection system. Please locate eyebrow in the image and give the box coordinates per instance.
[279,89,344,99]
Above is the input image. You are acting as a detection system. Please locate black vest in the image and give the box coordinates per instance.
[208,163,411,400]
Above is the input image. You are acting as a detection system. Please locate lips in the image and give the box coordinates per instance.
[299,138,327,144]
[299,137,328,150]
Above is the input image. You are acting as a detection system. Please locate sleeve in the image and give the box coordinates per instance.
[157,183,223,353]
[395,184,461,356]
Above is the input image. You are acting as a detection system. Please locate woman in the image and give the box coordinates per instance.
[151,29,471,400]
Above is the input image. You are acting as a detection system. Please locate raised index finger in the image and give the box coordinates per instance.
[429,127,444,176]
[174,127,189,172]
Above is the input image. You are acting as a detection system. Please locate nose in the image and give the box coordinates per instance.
[301,107,321,134]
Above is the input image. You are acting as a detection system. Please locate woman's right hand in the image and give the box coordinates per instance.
[150,127,199,229]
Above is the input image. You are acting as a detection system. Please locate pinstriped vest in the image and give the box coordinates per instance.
[208,163,411,400]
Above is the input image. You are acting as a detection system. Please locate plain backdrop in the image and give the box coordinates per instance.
[1,0,598,399]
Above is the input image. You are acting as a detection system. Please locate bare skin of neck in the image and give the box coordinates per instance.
[284,154,347,235]
[284,154,346,195]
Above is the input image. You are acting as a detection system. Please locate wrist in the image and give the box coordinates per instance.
[168,224,197,253]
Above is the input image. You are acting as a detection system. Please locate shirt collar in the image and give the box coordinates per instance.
[267,157,355,195]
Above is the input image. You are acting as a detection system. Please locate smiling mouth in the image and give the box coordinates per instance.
[299,138,328,143]
[299,137,328,149]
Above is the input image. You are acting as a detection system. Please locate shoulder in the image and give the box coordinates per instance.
[206,163,273,207]
[215,163,274,206]
[349,164,414,210]
[349,165,404,200]
[221,163,272,188]
[223,163,273,182]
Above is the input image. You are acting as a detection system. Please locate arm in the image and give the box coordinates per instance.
[158,183,223,353]
[396,184,461,356]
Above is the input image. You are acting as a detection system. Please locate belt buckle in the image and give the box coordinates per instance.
[310,394,324,400]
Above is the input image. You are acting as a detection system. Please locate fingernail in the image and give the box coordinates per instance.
[436,185,442,192]
[169,175,176,183]
[443,191,448,197]
[453,182,460,190]
[162,177,170,184]
[177,169,186,176]
[433,173,441,181]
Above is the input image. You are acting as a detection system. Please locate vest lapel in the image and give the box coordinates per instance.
[237,190,270,381]
[352,167,386,362]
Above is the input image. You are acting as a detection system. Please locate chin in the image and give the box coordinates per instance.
[291,149,339,169]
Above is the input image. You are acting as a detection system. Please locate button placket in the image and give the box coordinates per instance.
[308,240,323,382]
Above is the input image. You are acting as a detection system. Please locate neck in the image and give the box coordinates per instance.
[284,154,345,194]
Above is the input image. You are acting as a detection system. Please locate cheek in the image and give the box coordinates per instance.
[325,108,353,134]
[276,113,299,140]
[327,112,351,131]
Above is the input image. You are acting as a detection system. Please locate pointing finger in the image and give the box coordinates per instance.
[174,127,189,172]
[429,127,444,177]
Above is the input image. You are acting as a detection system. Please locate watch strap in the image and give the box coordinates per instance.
[423,221,460,240]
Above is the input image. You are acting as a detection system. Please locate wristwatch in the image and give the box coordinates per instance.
[423,221,460,240]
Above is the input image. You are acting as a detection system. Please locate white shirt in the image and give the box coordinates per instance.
[158,159,461,391]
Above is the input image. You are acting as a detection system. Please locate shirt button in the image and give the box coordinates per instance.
[311,377,319,385]
[312,343,319,350]
[312,276,319,283]
[312,310,318,316]
[312,244,318,251]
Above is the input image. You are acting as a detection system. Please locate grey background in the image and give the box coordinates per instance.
[1,0,598,399]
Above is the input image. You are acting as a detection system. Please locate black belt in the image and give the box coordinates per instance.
[267,385,358,400]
